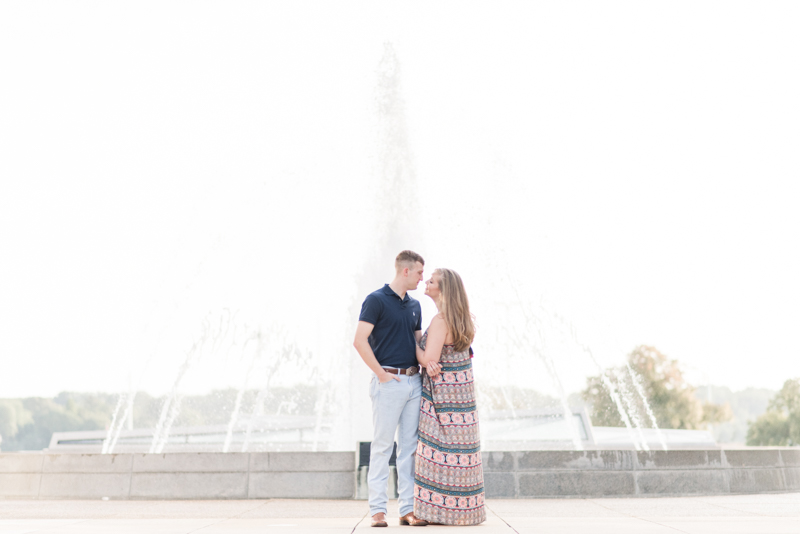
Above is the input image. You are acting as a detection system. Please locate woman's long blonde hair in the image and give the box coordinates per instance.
[434,268,475,352]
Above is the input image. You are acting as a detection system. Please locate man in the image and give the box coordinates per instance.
[353,250,428,527]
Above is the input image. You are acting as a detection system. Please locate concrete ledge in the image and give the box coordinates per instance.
[0,473,41,498]
[780,449,800,467]
[39,473,131,499]
[131,473,248,499]
[729,468,786,493]
[519,471,636,497]
[249,472,355,498]
[483,449,800,498]
[517,451,634,471]
[483,451,515,471]
[262,452,354,472]
[636,469,729,495]
[484,472,516,497]
[2,449,800,499]
[0,454,43,473]
[132,453,249,473]
[0,452,355,500]
[724,450,783,468]
[635,450,716,469]
[783,467,800,489]
[43,454,132,473]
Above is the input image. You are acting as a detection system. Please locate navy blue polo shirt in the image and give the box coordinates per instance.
[358,284,422,369]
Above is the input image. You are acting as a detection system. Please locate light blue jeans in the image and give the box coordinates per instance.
[368,371,422,517]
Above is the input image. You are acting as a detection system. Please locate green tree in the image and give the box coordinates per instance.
[0,386,329,451]
[0,400,33,443]
[746,378,800,446]
[0,393,119,451]
[582,345,730,429]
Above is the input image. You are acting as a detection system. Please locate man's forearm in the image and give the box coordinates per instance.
[354,339,385,376]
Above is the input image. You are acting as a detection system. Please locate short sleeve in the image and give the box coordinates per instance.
[359,294,382,325]
[415,303,422,331]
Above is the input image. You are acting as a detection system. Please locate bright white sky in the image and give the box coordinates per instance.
[1,2,799,399]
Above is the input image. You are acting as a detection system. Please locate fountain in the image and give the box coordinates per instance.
[11,42,797,502]
[51,43,685,458]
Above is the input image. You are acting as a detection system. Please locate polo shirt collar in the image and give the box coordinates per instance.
[382,283,410,302]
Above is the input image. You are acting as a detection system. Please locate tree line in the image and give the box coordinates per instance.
[0,386,318,451]
[1,348,794,450]
[581,345,795,447]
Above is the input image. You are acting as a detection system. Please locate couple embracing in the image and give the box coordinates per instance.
[354,250,486,527]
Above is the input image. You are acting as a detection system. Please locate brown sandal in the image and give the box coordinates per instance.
[371,513,388,527]
[399,512,429,526]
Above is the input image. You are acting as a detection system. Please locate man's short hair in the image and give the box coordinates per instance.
[395,250,425,271]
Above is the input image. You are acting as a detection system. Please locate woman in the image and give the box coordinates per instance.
[413,268,485,526]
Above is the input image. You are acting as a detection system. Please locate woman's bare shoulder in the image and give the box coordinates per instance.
[428,314,453,343]
[428,314,446,331]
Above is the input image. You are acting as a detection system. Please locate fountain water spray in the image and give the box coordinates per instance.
[239,327,299,453]
[101,394,126,454]
[625,363,668,451]
[101,43,674,456]
[222,330,260,453]
[611,366,651,452]
[326,41,425,450]
[149,311,232,454]
[104,240,229,454]
[105,391,136,454]
[540,301,662,452]
[311,385,329,452]
[149,351,198,454]
[590,353,645,451]
[507,282,585,450]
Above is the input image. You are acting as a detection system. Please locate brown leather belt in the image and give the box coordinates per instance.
[383,366,419,377]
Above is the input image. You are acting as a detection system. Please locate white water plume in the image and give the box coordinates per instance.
[240,326,296,453]
[222,330,261,453]
[540,298,662,452]
[561,317,646,451]
[594,359,644,451]
[149,356,194,454]
[152,393,185,454]
[240,385,270,453]
[149,311,233,454]
[612,367,650,452]
[625,363,668,451]
[106,391,136,454]
[311,386,329,452]
[101,393,126,454]
[507,283,584,450]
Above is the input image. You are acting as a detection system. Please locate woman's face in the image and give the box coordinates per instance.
[424,273,442,300]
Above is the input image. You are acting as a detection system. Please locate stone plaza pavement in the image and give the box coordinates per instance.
[1,494,799,534]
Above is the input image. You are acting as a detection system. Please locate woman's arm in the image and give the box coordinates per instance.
[415,343,425,364]
[419,316,447,367]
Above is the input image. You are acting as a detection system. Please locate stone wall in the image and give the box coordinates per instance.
[0,452,354,500]
[483,449,800,497]
[1,449,799,499]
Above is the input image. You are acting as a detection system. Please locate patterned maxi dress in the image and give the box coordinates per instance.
[413,331,486,525]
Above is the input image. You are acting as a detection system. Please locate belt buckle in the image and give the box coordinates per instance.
[406,366,418,377]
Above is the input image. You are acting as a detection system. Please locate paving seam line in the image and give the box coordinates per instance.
[485,503,519,533]
[19,517,105,534]
[697,498,772,518]
[350,511,369,534]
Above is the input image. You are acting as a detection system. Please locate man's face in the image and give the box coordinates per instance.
[407,262,424,290]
